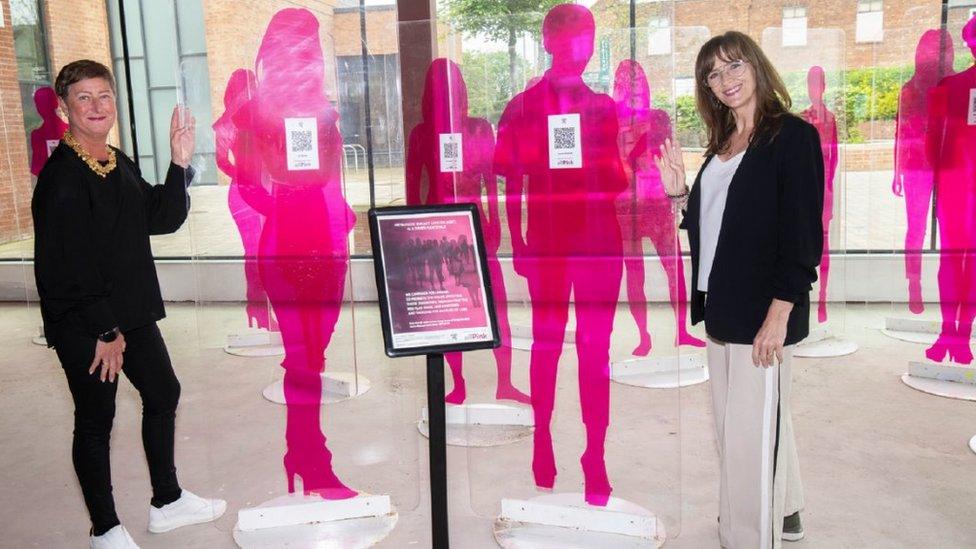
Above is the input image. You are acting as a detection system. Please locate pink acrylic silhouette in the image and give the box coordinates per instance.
[213,68,274,330]
[799,66,839,324]
[925,15,976,365]
[494,4,626,507]
[612,60,705,355]
[30,86,68,176]
[233,8,357,499]
[892,29,955,314]
[405,58,530,405]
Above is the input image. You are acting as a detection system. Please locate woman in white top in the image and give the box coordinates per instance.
[655,31,824,549]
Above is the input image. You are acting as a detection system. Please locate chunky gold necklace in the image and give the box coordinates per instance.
[63,131,116,178]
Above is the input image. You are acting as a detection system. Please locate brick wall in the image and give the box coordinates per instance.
[333,6,398,57]
[591,0,947,89]
[0,0,35,244]
[42,0,112,75]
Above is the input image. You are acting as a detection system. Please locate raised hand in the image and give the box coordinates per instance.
[170,105,196,168]
[653,137,688,197]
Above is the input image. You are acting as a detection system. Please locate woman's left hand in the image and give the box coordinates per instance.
[752,298,794,367]
[170,105,196,168]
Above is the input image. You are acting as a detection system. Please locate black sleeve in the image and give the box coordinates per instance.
[32,166,116,335]
[771,121,825,303]
[137,159,194,235]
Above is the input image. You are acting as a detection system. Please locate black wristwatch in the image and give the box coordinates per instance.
[98,327,120,343]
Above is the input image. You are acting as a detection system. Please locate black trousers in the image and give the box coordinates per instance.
[54,321,182,536]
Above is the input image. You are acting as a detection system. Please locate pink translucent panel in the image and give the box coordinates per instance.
[494,5,626,507]
[213,68,275,330]
[221,8,357,499]
[799,66,839,324]
[892,29,955,315]
[613,59,704,353]
[925,16,976,365]
[405,58,530,405]
[29,86,67,176]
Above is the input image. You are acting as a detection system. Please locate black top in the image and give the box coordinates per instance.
[680,114,824,346]
[32,143,193,346]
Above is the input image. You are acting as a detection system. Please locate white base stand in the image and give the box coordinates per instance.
[233,493,396,548]
[509,323,575,351]
[901,361,976,402]
[969,435,976,455]
[262,373,371,405]
[494,493,665,548]
[611,354,707,389]
[418,403,534,447]
[224,330,285,357]
[881,317,948,345]
[31,326,46,346]
[794,328,859,358]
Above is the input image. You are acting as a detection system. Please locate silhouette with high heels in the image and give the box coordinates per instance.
[892,29,955,314]
[233,8,357,499]
[612,60,705,355]
[799,66,839,324]
[213,69,274,330]
[925,16,976,365]
[406,58,530,405]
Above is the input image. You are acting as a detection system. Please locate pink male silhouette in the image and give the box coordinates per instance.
[495,4,626,507]
[612,60,705,355]
[892,29,955,314]
[234,8,357,499]
[213,68,274,330]
[29,86,68,176]
[925,15,976,365]
[799,66,839,324]
[405,58,530,405]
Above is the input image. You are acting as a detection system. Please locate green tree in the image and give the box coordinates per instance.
[442,0,562,97]
[462,50,527,124]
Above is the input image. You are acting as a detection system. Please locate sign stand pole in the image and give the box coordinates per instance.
[426,352,449,548]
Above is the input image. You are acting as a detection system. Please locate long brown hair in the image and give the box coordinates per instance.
[694,31,792,156]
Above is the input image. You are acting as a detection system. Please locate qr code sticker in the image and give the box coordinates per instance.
[443,141,459,159]
[292,130,314,152]
[553,127,576,150]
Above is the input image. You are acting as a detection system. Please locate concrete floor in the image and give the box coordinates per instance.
[1,301,974,548]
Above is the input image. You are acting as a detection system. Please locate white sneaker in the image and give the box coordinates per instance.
[147,489,227,533]
[90,525,140,548]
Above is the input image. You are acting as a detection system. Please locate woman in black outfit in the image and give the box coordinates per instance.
[655,33,823,548]
[32,60,225,549]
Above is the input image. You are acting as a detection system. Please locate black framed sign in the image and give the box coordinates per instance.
[368,204,501,357]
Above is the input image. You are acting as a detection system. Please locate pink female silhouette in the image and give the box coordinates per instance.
[925,15,976,365]
[799,66,839,323]
[234,8,357,499]
[892,29,955,314]
[213,69,273,330]
[495,4,626,507]
[405,58,530,405]
[29,86,68,176]
[612,60,704,355]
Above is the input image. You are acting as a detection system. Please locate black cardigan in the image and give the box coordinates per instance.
[680,114,824,346]
[32,143,193,346]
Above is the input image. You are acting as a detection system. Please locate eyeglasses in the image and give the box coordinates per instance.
[705,60,749,87]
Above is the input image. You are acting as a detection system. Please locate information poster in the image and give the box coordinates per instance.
[370,205,499,356]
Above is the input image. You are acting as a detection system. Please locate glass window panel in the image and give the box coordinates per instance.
[856,10,884,43]
[141,1,178,88]
[175,0,207,55]
[648,17,672,55]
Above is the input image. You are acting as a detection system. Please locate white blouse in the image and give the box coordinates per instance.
[697,150,745,293]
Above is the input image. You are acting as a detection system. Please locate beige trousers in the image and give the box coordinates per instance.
[707,338,804,549]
